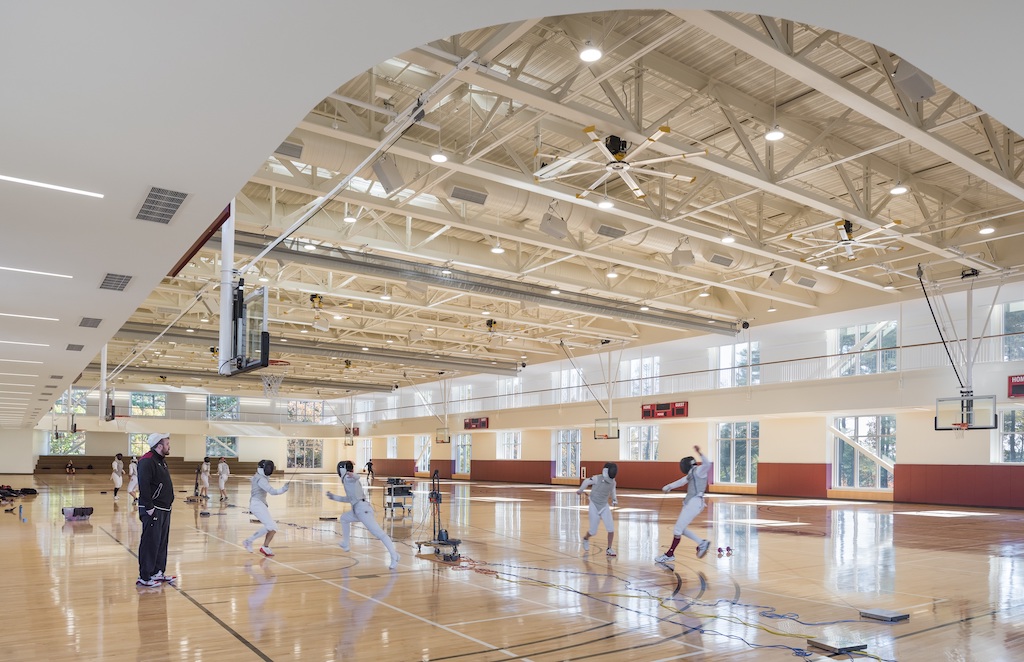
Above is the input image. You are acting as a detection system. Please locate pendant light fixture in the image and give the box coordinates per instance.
[764,69,784,141]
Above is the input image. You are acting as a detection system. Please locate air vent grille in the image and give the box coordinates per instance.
[274,140,303,159]
[100,273,132,291]
[137,187,188,224]
[50,375,64,379]
[79,317,102,328]
[449,185,488,205]
[45,384,57,389]
[795,276,818,289]
[66,344,85,352]
[593,222,626,239]
[708,253,735,268]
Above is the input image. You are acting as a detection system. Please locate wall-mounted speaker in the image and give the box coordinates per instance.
[372,154,405,194]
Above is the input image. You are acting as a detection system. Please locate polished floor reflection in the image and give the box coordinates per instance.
[3,472,1024,661]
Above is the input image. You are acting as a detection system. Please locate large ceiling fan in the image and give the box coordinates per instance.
[534,125,705,200]
[792,219,904,262]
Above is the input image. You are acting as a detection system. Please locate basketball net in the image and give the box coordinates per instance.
[952,422,969,440]
[261,373,285,398]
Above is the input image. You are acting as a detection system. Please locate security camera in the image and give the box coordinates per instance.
[600,339,611,344]
[521,362,527,368]
[741,321,750,329]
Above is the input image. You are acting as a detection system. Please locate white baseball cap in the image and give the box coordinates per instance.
[147,432,169,448]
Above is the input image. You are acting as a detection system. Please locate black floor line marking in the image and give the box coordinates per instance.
[100,526,273,661]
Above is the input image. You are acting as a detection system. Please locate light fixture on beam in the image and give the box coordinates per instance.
[889,181,908,195]
[721,232,736,244]
[579,40,602,62]
[343,203,357,224]
[979,225,995,235]
[490,240,505,254]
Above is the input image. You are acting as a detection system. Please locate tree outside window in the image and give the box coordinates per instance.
[287,438,323,469]
[287,399,323,423]
[498,431,522,460]
[48,431,85,455]
[716,421,759,484]
[623,425,659,461]
[206,436,238,458]
[128,433,150,457]
[717,342,760,388]
[619,356,660,397]
[207,395,240,420]
[555,429,580,478]
[1004,301,1024,360]
[999,409,1024,462]
[833,415,896,489]
[130,392,166,417]
[832,321,898,376]
[54,389,87,415]
[415,435,431,473]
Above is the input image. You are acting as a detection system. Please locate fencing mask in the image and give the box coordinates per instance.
[337,460,354,477]
[257,459,275,477]
[679,456,696,475]
[602,462,618,480]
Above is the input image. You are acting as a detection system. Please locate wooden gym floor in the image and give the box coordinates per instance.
[2,471,1023,661]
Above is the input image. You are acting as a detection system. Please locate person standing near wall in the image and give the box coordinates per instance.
[217,457,230,501]
[110,453,125,500]
[199,457,211,500]
[127,456,139,504]
[137,433,175,587]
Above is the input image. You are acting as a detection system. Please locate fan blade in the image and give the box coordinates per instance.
[623,125,670,162]
[843,243,854,258]
[575,171,614,199]
[635,169,696,184]
[836,222,851,242]
[583,125,619,162]
[617,170,645,199]
[536,167,609,182]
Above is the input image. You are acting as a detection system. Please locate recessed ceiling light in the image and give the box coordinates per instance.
[0,172,103,198]
[0,371,39,376]
[579,40,602,62]
[0,265,72,279]
[550,289,560,295]
[0,340,48,347]
[979,226,995,235]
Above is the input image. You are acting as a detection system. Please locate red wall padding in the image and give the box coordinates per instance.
[371,459,416,478]
[756,463,829,498]
[895,464,1024,508]
[468,460,553,483]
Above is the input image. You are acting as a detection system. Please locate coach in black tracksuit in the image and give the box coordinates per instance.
[137,433,175,586]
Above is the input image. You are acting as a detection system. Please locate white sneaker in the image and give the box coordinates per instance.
[605,548,617,557]
[113,495,119,500]
[259,546,274,557]
[696,540,711,559]
[655,553,675,564]
[338,541,351,552]
[389,554,399,570]
[151,571,176,584]
[243,539,253,553]
[582,538,590,551]
[136,577,161,587]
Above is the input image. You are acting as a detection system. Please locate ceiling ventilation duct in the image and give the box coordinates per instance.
[689,239,755,271]
[446,183,488,206]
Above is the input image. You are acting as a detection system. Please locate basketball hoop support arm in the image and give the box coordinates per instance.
[218,198,236,375]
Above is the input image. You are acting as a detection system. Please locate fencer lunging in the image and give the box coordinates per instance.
[242,460,289,557]
[656,445,713,563]
[327,460,399,570]
[577,462,619,556]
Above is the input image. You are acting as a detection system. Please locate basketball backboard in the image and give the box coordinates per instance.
[435,427,450,443]
[594,417,620,440]
[934,394,998,430]
[227,283,269,375]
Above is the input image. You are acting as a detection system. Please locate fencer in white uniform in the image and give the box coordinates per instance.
[199,457,211,499]
[127,456,139,504]
[577,462,619,556]
[217,457,230,501]
[326,460,399,570]
[242,460,289,557]
[110,453,125,499]
[656,445,713,563]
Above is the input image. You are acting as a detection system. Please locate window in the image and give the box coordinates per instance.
[454,433,472,474]
[381,395,399,421]
[206,436,238,458]
[287,399,323,423]
[451,385,473,413]
[47,431,85,455]
[555,368,583,403]
[833,415,895,489]
[128,433,150,457]
[830,321,898,376]
[415,434,431,473]
[555,428,581,478]
[622,425,659,461]
[130,392,166,417]
[53,389,87,415]
[999,409,1024,463]
[207,395,239,420]
[287,438,323,469]
[498,377,522,409]
[1004,300,1024,360]
[415,390,434,418]
[716,421,759,484]
[360,438,372,469]
[619,356,660,397]
[387,436,398,459]
[498,431,522,460]
[716,342,760,388]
